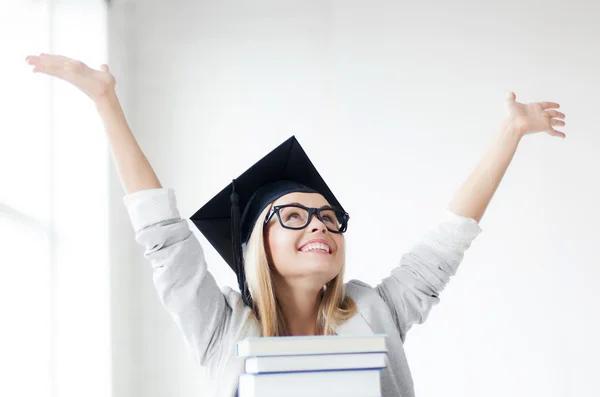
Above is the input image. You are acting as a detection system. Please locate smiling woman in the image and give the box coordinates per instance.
[261,190,354,337]
[23,3,575,395]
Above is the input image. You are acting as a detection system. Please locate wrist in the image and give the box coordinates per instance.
[500,118,525,140]
[94,90,119,111]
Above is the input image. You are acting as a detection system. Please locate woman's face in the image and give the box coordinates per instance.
[264,192,345,289]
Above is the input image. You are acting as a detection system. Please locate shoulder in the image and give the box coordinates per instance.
[342,279,399,335]
[220,286,260,333]
[344,279,384,306]
[210,286,260,348]
[221,286,250,314]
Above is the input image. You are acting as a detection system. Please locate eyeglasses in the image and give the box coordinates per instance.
[264,203,349,234]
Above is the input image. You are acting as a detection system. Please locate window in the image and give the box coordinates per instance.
[0,2,110,396]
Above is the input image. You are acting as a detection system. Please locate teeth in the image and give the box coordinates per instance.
[300,243,330,253]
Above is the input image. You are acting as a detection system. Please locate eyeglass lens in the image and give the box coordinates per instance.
[278,206,341,231]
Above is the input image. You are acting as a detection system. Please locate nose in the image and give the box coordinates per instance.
[307,212,328,233]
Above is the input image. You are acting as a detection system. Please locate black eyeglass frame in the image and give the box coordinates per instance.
[264,203,350,234]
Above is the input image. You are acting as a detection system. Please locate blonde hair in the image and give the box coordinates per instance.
[243,204,356,336]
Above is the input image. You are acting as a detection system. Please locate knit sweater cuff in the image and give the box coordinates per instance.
[419,209,483,263]
[122,188,180,232]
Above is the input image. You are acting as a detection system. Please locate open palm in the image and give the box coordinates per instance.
[25,53,116,102]
[504,92,566,138]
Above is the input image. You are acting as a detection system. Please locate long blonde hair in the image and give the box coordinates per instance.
[243,204,356,336]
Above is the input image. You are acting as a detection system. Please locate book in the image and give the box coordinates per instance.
[244,352,387,373]
[236,334,387,357]
[238,368,382,397]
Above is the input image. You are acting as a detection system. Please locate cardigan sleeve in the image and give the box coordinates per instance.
[374,209,483,342]
[123,188,232,365]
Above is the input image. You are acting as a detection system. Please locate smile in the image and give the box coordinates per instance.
[299,242,331,254]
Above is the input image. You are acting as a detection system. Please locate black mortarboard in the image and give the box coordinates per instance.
[190,136,348,307]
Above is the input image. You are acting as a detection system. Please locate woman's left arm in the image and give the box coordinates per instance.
[448,92,566,223]
[375,92,566,341]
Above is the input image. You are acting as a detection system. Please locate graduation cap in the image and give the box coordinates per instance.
[190,136,349,307]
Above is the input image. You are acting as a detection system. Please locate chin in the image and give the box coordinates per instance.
[275,253,342,284]
[300,258,341,281]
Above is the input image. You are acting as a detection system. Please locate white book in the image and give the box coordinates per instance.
[236,334,387,357]
[239,369,382,397]
[245,352,387,373]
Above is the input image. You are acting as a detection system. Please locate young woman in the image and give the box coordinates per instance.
[25,53,566,397]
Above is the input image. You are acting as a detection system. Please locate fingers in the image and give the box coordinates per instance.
[26,53,110,78]
[26,53,66,76]
[26,53,68,65]
[548,105,566,129]
[547,107,566,139]
[547,110,565,119]
[26,53,92,82]
[27,55,60,76]
[548,128,566,139]
[26,53,76,69]
[540,101,560,109]
[32,61,68,79]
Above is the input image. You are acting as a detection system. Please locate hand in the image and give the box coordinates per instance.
[25,53,116,103]
[503,92,566,139]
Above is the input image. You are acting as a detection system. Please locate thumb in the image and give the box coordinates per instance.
[504,91,516,112]
[100,64,110,72]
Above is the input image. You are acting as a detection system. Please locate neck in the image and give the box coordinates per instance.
[274,279,322,336]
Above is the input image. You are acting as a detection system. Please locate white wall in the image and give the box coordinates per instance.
[107,1,600,396]
[107,2,140,396]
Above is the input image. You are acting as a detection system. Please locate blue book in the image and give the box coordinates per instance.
[245,352,387,373]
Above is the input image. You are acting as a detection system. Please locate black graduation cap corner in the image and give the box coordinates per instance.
[190,136,347,308]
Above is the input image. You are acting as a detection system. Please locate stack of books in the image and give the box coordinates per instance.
[236,334,387,397]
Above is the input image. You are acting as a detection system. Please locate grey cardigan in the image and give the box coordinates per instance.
[123,188,483,397]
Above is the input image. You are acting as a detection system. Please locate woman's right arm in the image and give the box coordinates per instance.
[26,53,160,194]
[124,187,232,365]
[96,91,162,194]
[26,54,235,364]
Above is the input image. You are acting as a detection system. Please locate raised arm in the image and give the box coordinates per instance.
[123,187,235,365]
[25,53,161,194]
[26,54,241,365]
[377,92,566,341]
[448,92,566,223]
